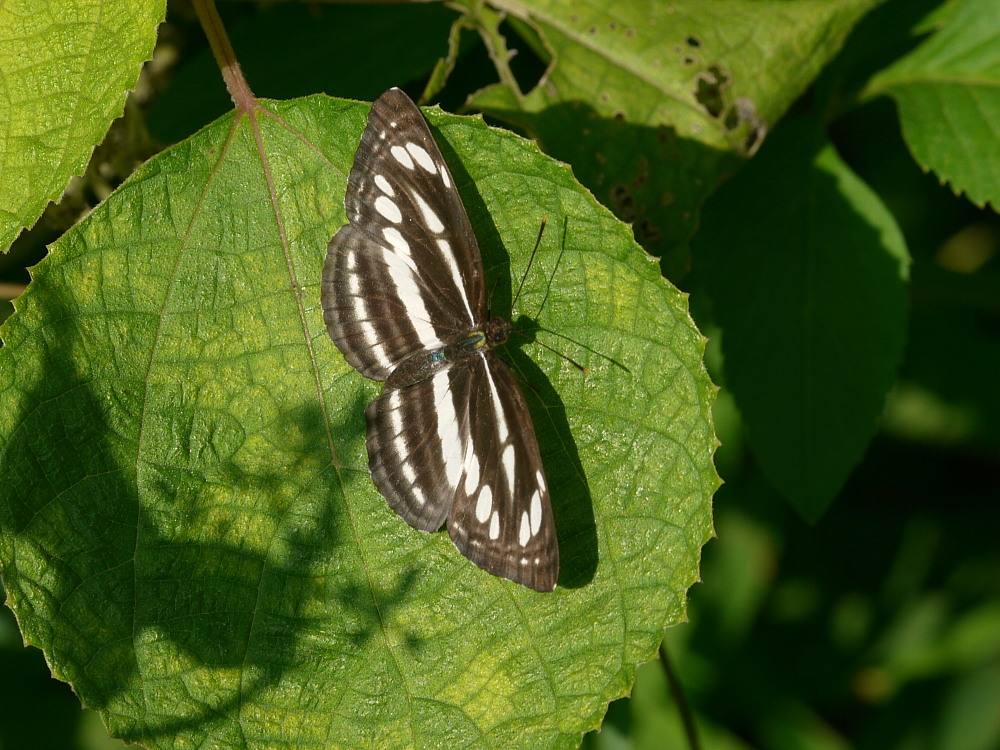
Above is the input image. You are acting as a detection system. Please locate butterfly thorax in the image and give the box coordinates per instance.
[385,316,512,390]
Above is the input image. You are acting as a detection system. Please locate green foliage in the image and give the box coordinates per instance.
[867,0,1000,210]
[695,117,909,520]
[2,0,1000,748]
[467,0,878,276]
[0,0,164,249]
[0,60,715,750]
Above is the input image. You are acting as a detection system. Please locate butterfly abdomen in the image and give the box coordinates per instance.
[385,321,508,390]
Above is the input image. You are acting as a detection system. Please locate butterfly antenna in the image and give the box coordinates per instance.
[511,330,590,374]
[511,216,548,312]
[534,216,570,320]
[514,326,631,375]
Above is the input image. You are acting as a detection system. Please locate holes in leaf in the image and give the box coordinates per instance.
[729,96,767,155]
[637,220,663,245]
[632,157,649,189]
[657,124,676,146]
[611,184,636,222]
[695,64,729,118]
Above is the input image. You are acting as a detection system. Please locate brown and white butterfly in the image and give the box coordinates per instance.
[321,88,558,591]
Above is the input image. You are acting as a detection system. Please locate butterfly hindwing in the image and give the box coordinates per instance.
[447,354,558,593]
[365,352,558,592]
[322,88,560,591]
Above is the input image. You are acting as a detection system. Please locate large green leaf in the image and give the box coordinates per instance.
[463,0,878,276]
[866,0,1000,211]
[695,116,909,521]
[0,0,164,250]
[0,95,717,747]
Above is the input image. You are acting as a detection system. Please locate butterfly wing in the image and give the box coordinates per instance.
[365,352,558,592]
[322,88,487,380]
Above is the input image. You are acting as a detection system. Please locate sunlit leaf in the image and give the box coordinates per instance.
[868,0,1000,210]
[0,95,718,747]
[0,0,163,250]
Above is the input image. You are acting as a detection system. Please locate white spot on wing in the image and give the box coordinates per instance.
[375,195,402,223]
[382,227,411,259]
[393,436,408,467]
[359,320,393,370]
[464,451,480,495]
[402,462,416,484]
[519,511,530,546]
[390,145,414,169]
[489,511,500,540]
[502,443,516,494]
[374,174,394,196]
[530,490,542,536]
[475,485,492,523]
[485,366,510,442]
[375,246,440,349]
[433,370,464,490]
[438,238,474,324]
[388,398,404,439]
[411,190,445,234]
[536,470,546,492]
[406,142,437,174]
[411,486,426,506]
[387,390,403,412]
[439,164,452,188]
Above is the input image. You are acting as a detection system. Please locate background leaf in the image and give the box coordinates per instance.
[866,0,1000,211]
[694,116,910,521]
[465,0,878,277]
[147,2,460,144]
[0,0,164,250]
[0,95,717,747]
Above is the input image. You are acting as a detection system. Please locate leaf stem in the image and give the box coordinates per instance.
[466,3,523,100]
[659,640,702,750]
[191,0,256,113]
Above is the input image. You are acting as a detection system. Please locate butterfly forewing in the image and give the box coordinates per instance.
[322,88,559,591]
[322,88,486,380]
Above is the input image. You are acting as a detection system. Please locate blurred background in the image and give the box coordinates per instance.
[2,2,998,749]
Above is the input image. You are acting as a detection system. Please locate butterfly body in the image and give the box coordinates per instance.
[385,316,508,390]
[322,88,559,592]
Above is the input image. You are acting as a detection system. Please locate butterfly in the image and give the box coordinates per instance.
[321,88,559,592]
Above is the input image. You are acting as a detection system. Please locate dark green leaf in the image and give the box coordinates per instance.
[696,117,909,521]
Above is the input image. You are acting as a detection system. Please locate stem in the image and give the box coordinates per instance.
[191,0,256,113]
[468,4,523,98]
[659,640,701,750]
